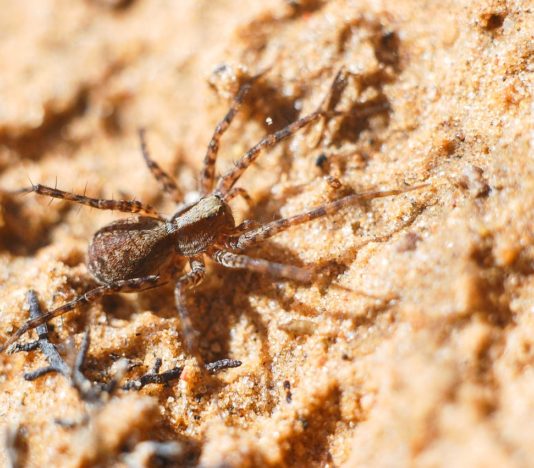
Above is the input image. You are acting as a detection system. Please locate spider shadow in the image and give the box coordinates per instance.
[230,196,427,341]
[0,191,75,255]
[283,383,342,466]
[0,91,88,163]
[244,241,391,332]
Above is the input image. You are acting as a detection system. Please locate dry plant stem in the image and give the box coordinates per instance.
[2,71,428,362]
[12,291,102,402]
[122,358,242,390]
[122,358,183,391]
[204,358,242,374]
[14,293,240,398]
[11,290,75,379]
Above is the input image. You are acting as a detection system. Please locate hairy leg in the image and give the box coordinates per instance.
[224,187,253,206]
[138,128,183,202]
[215,110,323,195]
[2,275,168,352]
[213,70,351,196]
[231,219,261,237]
[228,185,427,250]
[199,78,257,195]
[174,256,206,356]
[210,250,311,282]
[26,183,162,218]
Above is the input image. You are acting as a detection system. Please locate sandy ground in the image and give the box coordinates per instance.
[0,0,532,466]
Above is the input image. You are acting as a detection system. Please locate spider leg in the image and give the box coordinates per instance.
[215,109,323,195]
[210,250,312,282]
[138,128,183,203]
[228,185,428,250]
[28,184,162,218]
[1,275,168,353]
[214,69,348,196]
[231,219,261,236]
[224,187,253,207]
[174,256,206,357]
[199,78,257,195]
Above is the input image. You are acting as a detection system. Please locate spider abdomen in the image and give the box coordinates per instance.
[88,217,179,284]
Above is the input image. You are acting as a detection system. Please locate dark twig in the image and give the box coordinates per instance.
[122,358,242,391]
[122,359,183,391]
[12,290,70,379]
[9,341,39,352]
[70,332,104,403]
[283,379,292,403]
[205,358,242,374]
[151,357,163,374]
[12,290,102,403]
[16,292,243,396]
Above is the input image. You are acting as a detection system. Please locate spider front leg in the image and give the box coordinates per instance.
[27,184,162,218]
[199,77,257,195]
[138,128,184,203]
[1,275,169,352]
[229,185,427,250]
[174,257,206,358]
[215,109,323,195]
[214,70,347,196]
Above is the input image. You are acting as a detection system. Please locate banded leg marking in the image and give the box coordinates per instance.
[174,257,206,356]
[211,250,312,282]
[2,275,168,352]
[230,185,428,250]
[200,80,255,195]
[29,184,162,218]
[138,128,183,202]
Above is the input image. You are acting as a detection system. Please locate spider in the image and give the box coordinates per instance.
[1,71,425,356]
